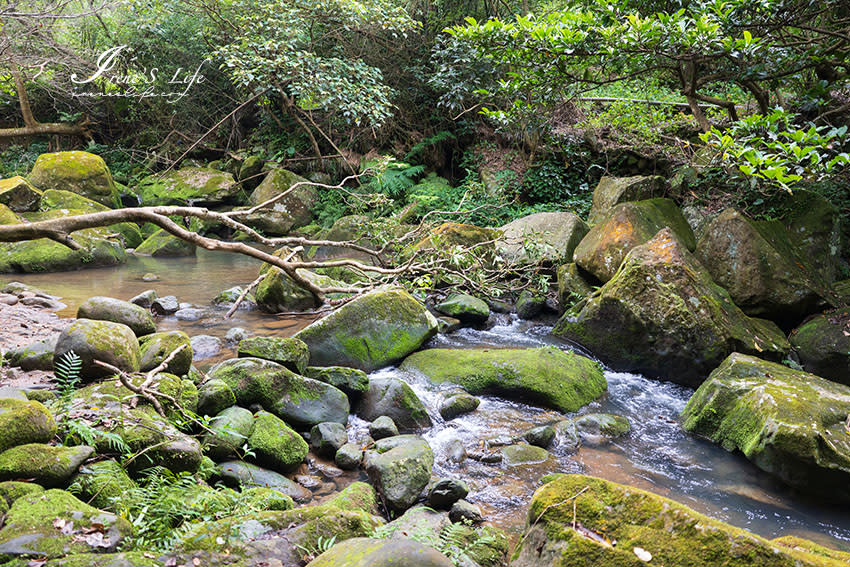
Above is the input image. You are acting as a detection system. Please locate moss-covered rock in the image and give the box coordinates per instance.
[0,444,92,487]
[789,308,850,385]
[309,422,347,457]
[248,169,316,230]
[575,198,696,283]
[247,410,309,472]
[513,474,829,567]
[556,262,595,313]
[214,461,311,502]
[28,151,120,208]
[781,189,842,285]
[400,346,606,413]
[515,290,546,319]
[237,336,309,373]
[553,228,790,386]
[254,251,345,312]
[208,357,349,427]
[587,175,666,224]
[681,352,850,499]
[364,435,434,514]
[0,398,56,453]
[414,222,499,252]
[0,224,126,273]
[237,486,295,512]
[77,296,156,337]
[439,392,480,420]
[39,189,108,214]
[357,377,432,432]
[303,366,369,400]
[25,201,142,249]
[0,481,43,506]
[696,208,827,327]
[69,371,198,417]
[5,335,58,370]
[306,538,454,567]
[197,378,236,416]
[238,155,265,191]
[497,211,589,266]
[502,444,550,466]
[771,536,850,567]
[295,288,439,372]
[0,203,20,225]
[69,460,136,510]
[136,167,242,206]
[0,489,133,561]
[54,318,140,380]
[135,229,196,257]
[435,293,490,324]
[0,176,42,212]
[138,330,193,376]
[573,413,630,443]
[204,406,255,460]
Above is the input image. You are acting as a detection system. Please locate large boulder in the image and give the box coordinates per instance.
[434,293,489,324]
[0,444,93,487]
[553,229,789,386]
[0,398,56,454]
[574,198,696,283]
[255,264,340,313]
[413,222,498,257]
[682,352,850,499]
[208,357,349,427]
[28,151,120,208]
[139,330,193,376]
[496,212,589,265]
[54,318,141,380]
[295,288,439,372]
[214,461,311,502]
[356,377,432,432]
[248,168,316,230]
[77,296,156,337]
[782,189,842,285]
[0,176,42,212]
[237,336,309,373]
[135,167,241,206]
[39,188,108,214]
[364,435,433,514]
[789,308,850,385]
[587,175,666,224]
[307,538,454,567]
[247,410,309,472]
[203,406,255,460]
[400,346,606,413]
[513,474,840,567]
[696,208,826,327]
[135,229,196,257]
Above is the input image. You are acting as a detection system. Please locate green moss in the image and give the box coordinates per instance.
[0,444,93,487]
[139,331,194,376]
[771,536,850,567]
[236,487,295,512]
[0,398,57,454]
[321,482,380,515]
[0,481,44,506]
[236,336,309,373]
[135,167,240,206]
[246,410,308,472]
[0,226,126,273]
[135,229,196,257]
[39,189,109,213]
[36,551,162,567]
[28,151,120,208]
[69,460,136,510]
[0,203,22,225]
[400,346,606,413]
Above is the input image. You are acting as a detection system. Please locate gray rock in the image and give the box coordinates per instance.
[439,393,480,421]
[0,387,27,400]
[151,295,179,315]
[497,211,589,265]
[523,425,555,448]
[449,499,483,524]
[428,478,469,510]
[190,335,223,359]
[369,416,399,440]
[304,366,369,400]
[216,460,311,502]
[358,377,431,432]
[335,442,363,470]
[224,327,249,343]
[515,290,546,319]
[129,289,158,309]
[305,537,454,567]
[138,330,193,376]
[54,318,140,380]
[175,308,206,321]
[365,435,433,514]
[310,422,348,457]
[77,296,156,336]
[5,335,57,371]
[203,406,255,459]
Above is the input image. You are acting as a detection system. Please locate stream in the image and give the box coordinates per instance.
[12,249,850,552]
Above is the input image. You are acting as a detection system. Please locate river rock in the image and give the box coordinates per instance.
[439,393,480,420]
[696,208,826,327]
[369,416,399,440]
[70,460,136,510]
[449,499,483,524]
[139,330,193,376]
[197,378,236,416]
[295,288,439,372]
[38,188,108,213]
[553,228,790,386]
[357,377,432,432]
[77,296,156,337]
[587,174,666,224]
[501,444,550,466]
[574,413,630,443]
[428,479,469,510]
[523,425,555,448]
[575,198,696,282]
[556,262,595,312]
[239,155,265,191]
[135,229,196,257]
[515,290,546,319]
[54,318,141,380]
[136,167,241,206]
[365,435,434,514]
[5,335,57,371]
[28,151,120,207]
[204,406,255,459]
[208,357,349,427]
[215,461,311,502]
[682,352,850,499]
[789,307,850,385]
[435,293,490,324]
[248,411,309,472]
[304,366,369,400]
[237,336,309,373]
[497,211,589,265]
[513,474,827,567]
[151,295,179,314]
[0,444,93,487]
[307,537,454,567]
[129,289,157,308]
[335,443,363,470]
[0,398,56,454]
[310,422,348,457]
[400,346,606,413]
[0,176,42,212]
[190,334,222,359]
[0,489,133,561]
[414,222,499,254]
[255,262,337,313]
[248,169,316,229]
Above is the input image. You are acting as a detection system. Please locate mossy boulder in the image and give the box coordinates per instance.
[6,335,57,371]
[196,379,236,416]
[307,538,454,567]
[238,155,265,191]
[515,290,546,319]
[696,208,827,327]
[214,461,311,502]
[414,222,499,251]
[575,198,696,282]
[356,377,432,432]
[247,410,309,472]
[39,189,108,214]
[204,406,255,460]
[0,489,133,561]
[255,263,341,313]
[28,151,120,208]
[69,460,136,510]
[0,481,43,506]
[435,293,490,324]
[295,288,439,372]
[0,444,93,487]
[303,366,369,400]
[0,203,20,225]
[400,346,606,413]
[0,398,56,453]
[573,413,630,444]
[553,229,790,386]
[25,202,142,248]
[496,212,589,265]
[556,262,594,313]
[513,474,829,567]
[208,357,350,427]
[789,308,850,385]
[781,189,842,285]
[587,175,666,224]
[364,435,434,514]
[135,229,196,257]
[0,225,126,273]
[502,444,550,466]
[237,336,309,373]
[54,318,141,380]
[69,371,198,417]
[0,176,42,212]
[682,352,850,499]
[138,330,193,376]
[439,393,480,420]
[248,169,316,230]
[77,296,156,337]
[136,167,242,206]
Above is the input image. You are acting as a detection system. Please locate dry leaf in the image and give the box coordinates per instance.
[633,546,652,562]
[52,518,66,530]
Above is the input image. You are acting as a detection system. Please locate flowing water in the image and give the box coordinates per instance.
[11,250,850,552]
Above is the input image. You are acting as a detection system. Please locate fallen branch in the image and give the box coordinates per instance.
[224,273,266,319]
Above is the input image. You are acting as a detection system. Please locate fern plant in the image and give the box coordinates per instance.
[55,350,82,408]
